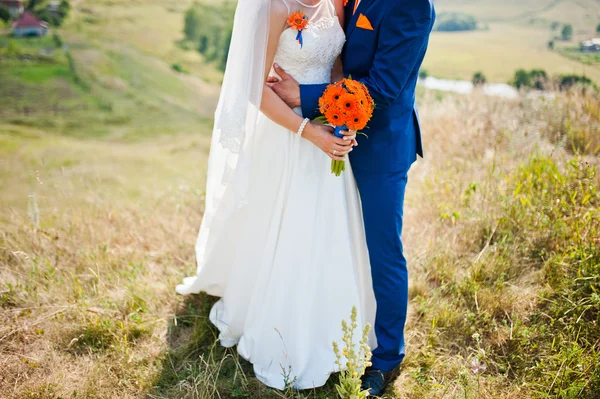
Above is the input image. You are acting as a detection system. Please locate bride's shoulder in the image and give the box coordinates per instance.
[269,0,291,28]
[270,0,290,15]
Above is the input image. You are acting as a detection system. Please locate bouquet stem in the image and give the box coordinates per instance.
[332,125,347,177]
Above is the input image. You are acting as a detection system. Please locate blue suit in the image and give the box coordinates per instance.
[300,0,435,372]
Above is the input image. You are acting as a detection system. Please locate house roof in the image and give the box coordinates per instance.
[13,11,48,29]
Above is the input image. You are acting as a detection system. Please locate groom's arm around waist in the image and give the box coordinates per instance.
[300,0,433,120]
[300,83,329,120]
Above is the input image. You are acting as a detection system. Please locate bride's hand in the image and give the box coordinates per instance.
[338,129,359,147]
[303,123,354,161]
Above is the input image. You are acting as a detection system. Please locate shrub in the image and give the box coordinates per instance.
[512,69,549,90]
[548,40,554,50]
[0,5,10,22]
[419,69,429,80]
[52,33,62,48]
[30,0,70,26]
[529,69,549,90]
[557,74,597,91]
[171,63,186,73]
[434,12,478,32]
[561,23,573,40]
[597,23,600,34]
[495,157,600,397]
[512,69,531,89]
[472,71,486,86]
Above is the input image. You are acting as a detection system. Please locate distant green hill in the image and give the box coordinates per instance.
[0,0,222,139]
[424,0,600,83]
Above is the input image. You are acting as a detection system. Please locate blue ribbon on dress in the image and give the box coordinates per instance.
[296,30,304,48]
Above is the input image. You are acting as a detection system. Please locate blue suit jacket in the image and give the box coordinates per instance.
[300,0,435,173]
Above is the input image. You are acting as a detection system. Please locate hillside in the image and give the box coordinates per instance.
[0,0,221,140]
[423,0,600,82]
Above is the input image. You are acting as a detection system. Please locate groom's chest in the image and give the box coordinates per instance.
[342,0,383,72]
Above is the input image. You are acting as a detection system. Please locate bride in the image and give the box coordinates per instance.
[176,0,376,390]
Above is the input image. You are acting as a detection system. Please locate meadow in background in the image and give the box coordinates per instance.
[1,0,599,398]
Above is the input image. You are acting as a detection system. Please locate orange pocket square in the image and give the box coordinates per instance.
[356,14,374,31]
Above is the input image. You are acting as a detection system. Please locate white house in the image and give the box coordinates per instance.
[581,38,600,53]
[12,11,48,37]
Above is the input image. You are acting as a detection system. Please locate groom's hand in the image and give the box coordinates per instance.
[303,123,353,161]
[268,64,301,108]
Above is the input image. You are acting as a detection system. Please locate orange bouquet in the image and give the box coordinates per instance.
[316,77,375,176]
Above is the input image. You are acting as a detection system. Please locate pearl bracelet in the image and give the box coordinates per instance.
[297,118,310,137]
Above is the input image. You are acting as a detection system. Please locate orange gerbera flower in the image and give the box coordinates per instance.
[319,85,346,110]
[342,78,363,94]
[325,104,345,126]
[287,10,309,31]
[337,93,359,114]
[345,108,370,131]
[359,82,375,109]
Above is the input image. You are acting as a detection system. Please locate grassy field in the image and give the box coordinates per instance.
[2,90,599,399]
[424,0,600,83]
[1,0,600,398]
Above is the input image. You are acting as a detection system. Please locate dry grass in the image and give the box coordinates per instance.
[393,89,600,398]
[1,90,599,398]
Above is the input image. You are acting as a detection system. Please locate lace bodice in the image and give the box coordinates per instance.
[273,0,345,85]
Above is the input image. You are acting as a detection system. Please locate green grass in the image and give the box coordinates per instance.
[556,46,600,67]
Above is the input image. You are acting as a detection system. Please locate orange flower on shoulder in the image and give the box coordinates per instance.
[287,10,309,31]
[343,0,349,5]
[325,104,345,126]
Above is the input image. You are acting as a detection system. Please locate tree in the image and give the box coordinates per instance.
[529,69,549,90]
[551,21,560,31]
[27,0,40,10]
[558,74,596,91]
[597,23,600,34]
[418,69,429,80]
[435,12,478,32]
[561,24,573,41]
[183,8,202,42]
[513,69,532,89]
[472,71,487,86]
[0,5,10,23]
[548,40,554,50]
[184,2,236,72]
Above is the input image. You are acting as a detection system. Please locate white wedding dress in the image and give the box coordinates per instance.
[176,0,376,390]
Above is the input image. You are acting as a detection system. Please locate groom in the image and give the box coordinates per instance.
[270,0,435,395]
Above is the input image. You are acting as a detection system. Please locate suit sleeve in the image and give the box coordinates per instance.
[360,3,432,108]
[300,83,328,120]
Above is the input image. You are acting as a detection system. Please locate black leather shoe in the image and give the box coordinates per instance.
[361,366,390,396]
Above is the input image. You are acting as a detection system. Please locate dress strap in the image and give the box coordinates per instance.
[279,0,291,13]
